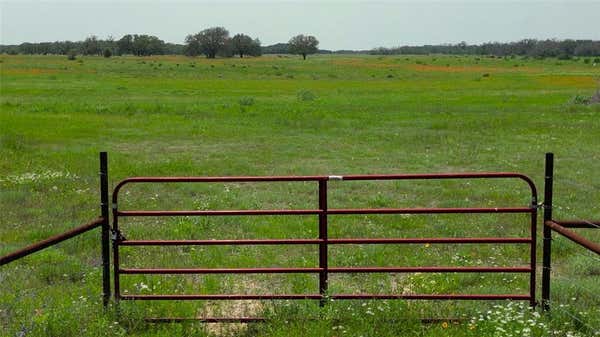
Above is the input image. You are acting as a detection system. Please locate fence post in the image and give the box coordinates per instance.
[100,152,111,307]
[542,152,554,311]
[318,180,328,306]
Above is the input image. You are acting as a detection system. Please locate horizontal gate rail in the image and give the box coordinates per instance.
[111,170,539,318]
[116,207,532,217]
[119,266,531,274]
[121,294,531,301]
[120,237,531,246]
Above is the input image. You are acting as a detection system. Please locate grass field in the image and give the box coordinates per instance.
[1,53,599,336]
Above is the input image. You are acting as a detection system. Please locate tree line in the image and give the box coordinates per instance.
[0,27,321,59]
[2,33,599,58]
[370,39,600,58]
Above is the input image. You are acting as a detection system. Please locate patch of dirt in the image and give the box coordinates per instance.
[1,68,60,75]
[538,75,596,88]
[409,64,538,73]
[197,278,266,336]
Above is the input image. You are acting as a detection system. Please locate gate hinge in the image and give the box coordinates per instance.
[111,229,126,242]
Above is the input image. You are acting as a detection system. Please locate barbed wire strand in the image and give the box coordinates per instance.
[548,299,599,333]
[549,275,600,300]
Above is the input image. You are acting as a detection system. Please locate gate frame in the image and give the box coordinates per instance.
[110,171,539,320]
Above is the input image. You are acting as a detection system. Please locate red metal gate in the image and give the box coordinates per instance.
[111,172,538,320]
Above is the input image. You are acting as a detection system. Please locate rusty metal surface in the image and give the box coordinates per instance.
[0,218,104,266]
[120,267,322,274]
[119,237,531,246]
[111,171,538,310]
[327,207,533,214]
[119,266,530,275]
[122,294,530,301]
[545,220,600,255]
[117,209,322,217]
[552,220,600,228]
[112,172,537,201]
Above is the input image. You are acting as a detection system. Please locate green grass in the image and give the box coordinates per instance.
[1,53,599,336]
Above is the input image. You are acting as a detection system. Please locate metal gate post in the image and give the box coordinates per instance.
[318,180,328,306]
[542,152,554,311]
[100,152,111,307]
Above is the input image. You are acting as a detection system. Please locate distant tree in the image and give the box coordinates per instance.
[184,34,202,56]
[231,34,261,58]
[217,38,234,58]
[82,35,101,55]
[186,27,230,58]
[117,34,133,55]
[103,48,112,58]
[103,35,116,55]
[164,42,185,55]
[261,43,289,54]
[288,34,319,60]
[249,39,262,57]
[134,35,165,56]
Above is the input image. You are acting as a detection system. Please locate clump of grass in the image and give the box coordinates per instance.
[238,96,255,107]
[0,132,28,151]
[569,94,592,105]
[297,89,316,102]
[469,302,591,337]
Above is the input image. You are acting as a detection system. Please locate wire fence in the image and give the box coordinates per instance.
[545,171,599,333]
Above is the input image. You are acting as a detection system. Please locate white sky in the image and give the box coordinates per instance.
[1,1,599,50]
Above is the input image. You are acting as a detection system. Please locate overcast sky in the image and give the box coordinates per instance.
[1,1,599,50]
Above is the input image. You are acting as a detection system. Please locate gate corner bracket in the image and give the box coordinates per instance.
[111,230,126,242]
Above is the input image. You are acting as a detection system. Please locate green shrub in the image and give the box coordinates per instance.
[297,89,316,102]
[0,132,28,151]
[67,49,77,60]
[557,53,571,60]
[569,94,590,105]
